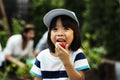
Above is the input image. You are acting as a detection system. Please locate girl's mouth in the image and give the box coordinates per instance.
[56,38,66,48]
[56,38,66,42]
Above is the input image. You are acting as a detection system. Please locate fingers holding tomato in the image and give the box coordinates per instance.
[59,42,66,48]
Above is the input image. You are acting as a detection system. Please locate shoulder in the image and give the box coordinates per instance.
[73,48,83,55]
[41,31,48,40]
[9,34,21,40]
[37,49,50,59]
[44,31,48,36]
[73,49,87,61]
[10,34,21,38]
[7,34,21,42]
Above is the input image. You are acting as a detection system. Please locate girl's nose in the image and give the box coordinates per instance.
[57,29,64,36]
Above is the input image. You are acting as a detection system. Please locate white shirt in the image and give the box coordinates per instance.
[30,49,90,80]
[0,43,5,66]
[3,34,34,59]
[35,31,48,52]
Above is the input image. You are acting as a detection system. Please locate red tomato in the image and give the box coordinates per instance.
[59,42,66,48]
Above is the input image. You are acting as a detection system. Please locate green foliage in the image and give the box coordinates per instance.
[15,58,35,79]
[82,0,120,60]
[0,18,24,48]
[2,61,33,80]
[82,32,106,69]
[16,58,35,78]
[12,18,24,34]
[15,65,33,79]
[0,31,8,48]
[86,47,104,69]
[0,72,11,80]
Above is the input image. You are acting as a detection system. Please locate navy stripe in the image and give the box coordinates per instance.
[35,59,40,68]
[41,71,68,78]
[74,52,86,62]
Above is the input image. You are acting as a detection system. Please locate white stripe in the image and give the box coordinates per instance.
[43,78,69,80]
[74,59,89,69]
[41,61,66,71]
[30,65,42,75]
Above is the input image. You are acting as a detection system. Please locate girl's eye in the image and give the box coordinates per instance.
[64,27,70,30]
[52,28,57,31]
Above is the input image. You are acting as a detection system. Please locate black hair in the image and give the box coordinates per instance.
[21,24,35,49]
[21,24,35,41]
[47,15,82,53]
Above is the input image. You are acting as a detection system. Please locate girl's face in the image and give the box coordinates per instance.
[50,18,74,47]
[25,30,35,40]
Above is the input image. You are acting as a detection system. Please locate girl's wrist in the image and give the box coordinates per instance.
[63,60,72,67]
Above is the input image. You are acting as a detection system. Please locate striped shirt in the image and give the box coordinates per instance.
[30,49,90,80]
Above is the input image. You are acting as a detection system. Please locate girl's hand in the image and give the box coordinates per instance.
[59,42,66,48]
[18,61,26,68]
[55,42,71,65]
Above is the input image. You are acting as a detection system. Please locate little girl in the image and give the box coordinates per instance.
[30,9,90,80]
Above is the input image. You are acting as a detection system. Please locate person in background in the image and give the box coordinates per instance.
[34,31,48,56]
[3,24,35,68]
[0,23,5,67]
[30,9,90,80]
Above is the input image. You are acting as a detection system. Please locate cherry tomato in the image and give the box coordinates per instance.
[59,42,66,48]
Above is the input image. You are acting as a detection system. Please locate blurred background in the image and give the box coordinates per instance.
[0,0,120,80]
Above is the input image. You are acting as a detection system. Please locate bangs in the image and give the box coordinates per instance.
[49,15,78,30]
